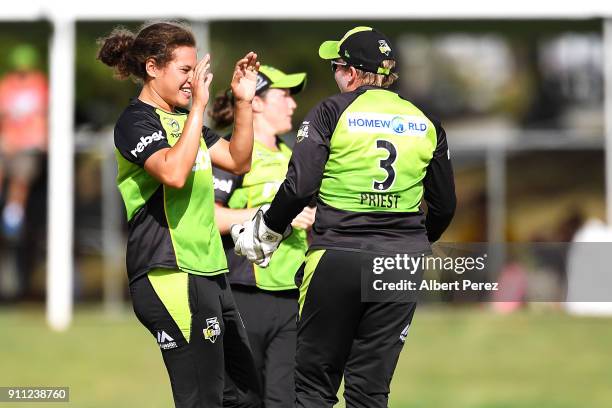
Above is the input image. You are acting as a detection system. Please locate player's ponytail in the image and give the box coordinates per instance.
[97,28,136,80]
[210,89,235,129]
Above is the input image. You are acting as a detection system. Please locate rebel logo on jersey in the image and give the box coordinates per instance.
[130,130,165,157]
[213,176,234,194]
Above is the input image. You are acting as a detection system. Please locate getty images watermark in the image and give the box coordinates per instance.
[372,253,496,291]
[362,242,612,303]
[362,251,497,302]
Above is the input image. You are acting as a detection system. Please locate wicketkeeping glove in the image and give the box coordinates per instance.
[230,204,292,268]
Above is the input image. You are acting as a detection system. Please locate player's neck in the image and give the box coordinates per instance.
[139,85,174,112]
[253,119,279,151]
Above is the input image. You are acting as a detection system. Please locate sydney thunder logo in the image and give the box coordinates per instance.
[164,118,182,139]
[296,121,310,143]
[378,40,391,56]
[203,317,221,343]
[164,118,180,133]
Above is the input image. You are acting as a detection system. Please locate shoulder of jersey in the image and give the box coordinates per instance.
[315,88,366,115]
[116,100,158,127]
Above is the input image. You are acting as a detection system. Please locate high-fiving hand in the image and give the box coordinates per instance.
[191,53,213,109]
[230,52,260,103]
[231,204,291,268]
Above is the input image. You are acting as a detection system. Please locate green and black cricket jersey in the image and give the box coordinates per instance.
[214,140,308,290]
[114,98,228,283]
[264,85,456,255]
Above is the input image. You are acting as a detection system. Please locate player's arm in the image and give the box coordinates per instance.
[142,55,213,188]
[211,166,257,235]
[232,98,339,267]
[209,52,259,175]
[263,100,335,233]
[422,117,456,242]
[214,204,258,235]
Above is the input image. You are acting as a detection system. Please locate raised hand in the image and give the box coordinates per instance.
[191,54,213,109]
[230,52,260,103]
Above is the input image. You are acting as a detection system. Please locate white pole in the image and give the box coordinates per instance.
[102,133,125,315]
[604,20,612,224]
[191,20,211,126]
[487,146,506,274]
[191,20,210,57]
[46,17,75,331]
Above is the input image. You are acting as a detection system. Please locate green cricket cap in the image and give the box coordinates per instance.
[256,65,307,95]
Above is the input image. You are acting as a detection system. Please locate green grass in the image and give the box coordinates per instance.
[1,306,611,407]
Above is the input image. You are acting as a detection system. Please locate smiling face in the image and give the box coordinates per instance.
[258,88,297,134]
[149,45,196,109]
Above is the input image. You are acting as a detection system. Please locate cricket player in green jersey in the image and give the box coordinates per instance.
[232,27,456,407]
[211,65,314,407]
[99,21,262,408]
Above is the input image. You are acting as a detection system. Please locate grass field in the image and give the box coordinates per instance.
[2,305,611,408]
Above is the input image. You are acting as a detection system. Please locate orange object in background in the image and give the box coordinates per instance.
[0,70,48,154]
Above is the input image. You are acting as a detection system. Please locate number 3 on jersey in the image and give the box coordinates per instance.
[373,139,397,191]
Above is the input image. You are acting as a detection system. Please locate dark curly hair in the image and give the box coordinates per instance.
[97,21,195,82]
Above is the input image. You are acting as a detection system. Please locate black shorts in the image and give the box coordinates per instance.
[129,269,261,408]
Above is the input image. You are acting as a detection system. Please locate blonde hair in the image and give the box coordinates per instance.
[355,60,398,88]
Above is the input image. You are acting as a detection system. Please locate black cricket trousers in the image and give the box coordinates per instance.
[295,249,417,408]
[231,285,298,408]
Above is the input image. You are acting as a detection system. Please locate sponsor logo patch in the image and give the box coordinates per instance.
[203,317,221,343]
[262,181,282,198]
[130,131,165,157]
[156,330,178,350]
[256,75,269,92]
[378,40,392,56]
[213,176,234,194]
[296,121,310,143]
[164,118,181,133]
[192,148,211,172]
[399,323,410,343]
[346,113,428,136]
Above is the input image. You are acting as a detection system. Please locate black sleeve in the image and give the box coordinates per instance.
[114,109,170,167]
[203,126,221,148]
[422,116,456,242]
[264,96,344,233]
[212,166,242,205]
